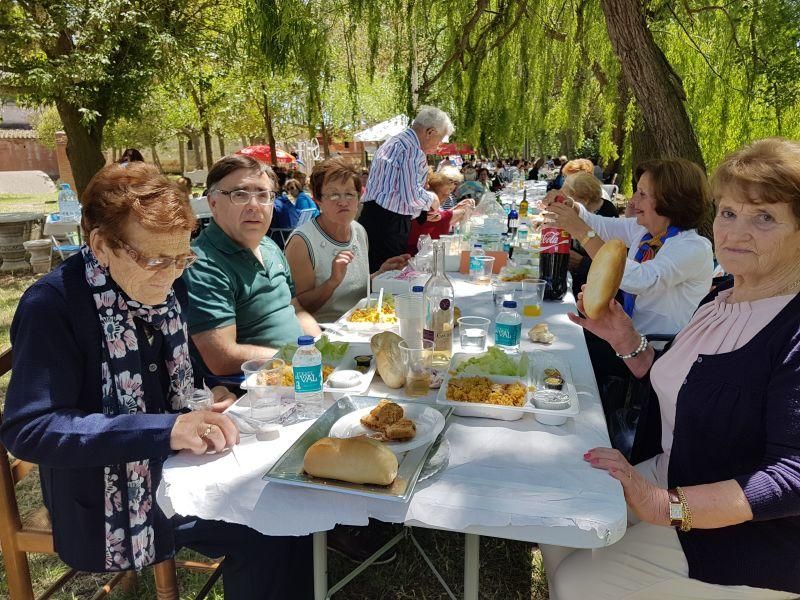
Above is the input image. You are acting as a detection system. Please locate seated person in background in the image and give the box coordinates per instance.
[455,165,486,204]
[563,158,612,201]
[285,157,410,323]
[560,172,619,297]
[0,161,311,599]
[437,165,463,209]
[542,137,800,600]
[407,168,475,255]
[176,176,194,197]
[184,155,321,377]
[271,177,319,230]
[543,158,713,410]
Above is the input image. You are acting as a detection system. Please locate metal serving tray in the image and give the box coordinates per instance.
[264,395,453,502]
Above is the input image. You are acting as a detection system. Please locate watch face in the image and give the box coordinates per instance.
[669,504,683,520]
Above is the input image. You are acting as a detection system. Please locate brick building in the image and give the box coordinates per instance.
[0,102,59,179]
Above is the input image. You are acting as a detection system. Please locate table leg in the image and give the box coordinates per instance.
[313,531,328,600]
[464,533,480,600]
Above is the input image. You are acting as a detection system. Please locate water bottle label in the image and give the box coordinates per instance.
[469,257,480,272]
[293,364,322,393]
[495,322,521,346]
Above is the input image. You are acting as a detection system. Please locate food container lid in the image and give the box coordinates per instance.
[533,389,570,410]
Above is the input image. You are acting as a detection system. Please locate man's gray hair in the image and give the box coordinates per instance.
[412,106,455,137]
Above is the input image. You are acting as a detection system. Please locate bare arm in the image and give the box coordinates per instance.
[292,298,322,336]
[192,324,276,376]
[285,236,341,315]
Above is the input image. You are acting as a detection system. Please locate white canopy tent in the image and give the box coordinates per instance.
[353,114,409,142]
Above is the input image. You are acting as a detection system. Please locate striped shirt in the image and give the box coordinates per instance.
[363,128,436,216]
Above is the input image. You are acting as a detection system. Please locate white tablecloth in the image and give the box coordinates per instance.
[158,276,627,548]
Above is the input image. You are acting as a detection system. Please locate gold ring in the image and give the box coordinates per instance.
[201,424,213,438]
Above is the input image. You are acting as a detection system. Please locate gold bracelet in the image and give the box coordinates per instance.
[675,486,693,532]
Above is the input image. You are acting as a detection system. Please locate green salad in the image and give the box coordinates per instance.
[453,347,529,377]
[274,335,349,364]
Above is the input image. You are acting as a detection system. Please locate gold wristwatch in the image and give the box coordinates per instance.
[579,230,597,246]
[668,487,692,532]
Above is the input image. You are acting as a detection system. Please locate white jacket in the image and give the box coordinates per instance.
[577,204,714,335]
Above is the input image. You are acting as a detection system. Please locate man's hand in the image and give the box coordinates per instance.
[378,254,411,275]
[210,386,236,413]
[329,250,355,286]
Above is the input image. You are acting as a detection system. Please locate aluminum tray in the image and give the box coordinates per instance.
[264,395,453,502]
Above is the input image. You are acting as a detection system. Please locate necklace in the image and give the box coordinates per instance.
[776,278,800,296]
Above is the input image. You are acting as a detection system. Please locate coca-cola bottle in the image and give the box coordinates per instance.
[540,196,572,300]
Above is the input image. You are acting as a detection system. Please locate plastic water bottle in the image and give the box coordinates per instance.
[501,233,511,255]
[293,336,324,418]
[57,183,81,222]
[517,221,529,248]
[469,244,485,282]
[495,300,522,352]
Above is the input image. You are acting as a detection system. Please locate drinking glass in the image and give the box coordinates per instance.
[395,293,424,345]
[398,339,434,397]
[491,280,516,307]
[519,279,546,317]
[473,256,495,284]
[458,316,490,352]
[186,388,213,411]
[241,358,285,422]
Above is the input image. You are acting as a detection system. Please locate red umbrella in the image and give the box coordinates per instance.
[434,142,475,156]
[237,145,295,164]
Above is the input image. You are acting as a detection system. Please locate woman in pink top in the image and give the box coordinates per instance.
[541,138,800,599]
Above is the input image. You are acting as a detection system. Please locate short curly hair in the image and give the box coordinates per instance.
[309,157,362,201]
[634,158,710,230]
[81,162,196,249]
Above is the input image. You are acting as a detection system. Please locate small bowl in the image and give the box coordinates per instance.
[533,389,571,411]
[327,369,363,389]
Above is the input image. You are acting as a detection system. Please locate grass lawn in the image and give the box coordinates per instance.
[0,194,550,599]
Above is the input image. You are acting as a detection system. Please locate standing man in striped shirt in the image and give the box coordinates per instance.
[359,106,455,272]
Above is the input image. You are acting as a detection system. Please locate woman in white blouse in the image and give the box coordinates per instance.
[544,158,714,386]
[285,157,409,323]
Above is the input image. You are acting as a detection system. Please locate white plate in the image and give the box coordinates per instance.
[335,297,399,333]
[328,403,445,454]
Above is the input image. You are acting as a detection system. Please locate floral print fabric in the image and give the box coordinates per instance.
[81,246,193,571]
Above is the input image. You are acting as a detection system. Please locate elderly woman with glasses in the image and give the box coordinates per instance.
[285,157,410,322]
[0,162,313,599]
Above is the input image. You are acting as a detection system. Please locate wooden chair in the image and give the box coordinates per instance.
[0,347,223,599]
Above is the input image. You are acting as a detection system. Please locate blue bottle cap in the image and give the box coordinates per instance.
[502,300,517,309]
[297,335,315,346]
[411,286,424,293]
[474,244,482,248]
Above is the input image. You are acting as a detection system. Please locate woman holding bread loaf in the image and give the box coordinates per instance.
[0,163,312,599]
[541,138,800,599]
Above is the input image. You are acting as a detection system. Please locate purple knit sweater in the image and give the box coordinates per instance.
[667,289,800,593]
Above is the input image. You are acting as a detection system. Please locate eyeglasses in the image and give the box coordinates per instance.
[214,188,276,206]
[323,193,359,203]
[120,241,197,271]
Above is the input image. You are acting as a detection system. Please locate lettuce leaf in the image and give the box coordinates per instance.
[273,335,349,364]
[454,347,529,376]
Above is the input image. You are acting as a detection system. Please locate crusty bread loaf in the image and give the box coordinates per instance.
[583,240,627,319]
[303,436,398,485]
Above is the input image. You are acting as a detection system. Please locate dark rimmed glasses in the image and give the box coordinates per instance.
[213,188,276,206]
[120,241,197,271]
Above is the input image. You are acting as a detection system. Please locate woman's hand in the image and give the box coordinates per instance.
[454,198,475,212]
[209,386,236,413]
[584,447,669,526]
[541,190,579,213]
[329,250,355,286]
[543,201,590,239]
[568,285,639,350]
[426,211,443,222]
[378,254,411,275]
[171,411,239,455]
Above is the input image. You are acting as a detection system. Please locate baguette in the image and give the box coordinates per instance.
[583,239,627,319]
[303,436,398,485]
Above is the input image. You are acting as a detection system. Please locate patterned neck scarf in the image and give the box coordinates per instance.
[81,246,193,571]
[621,226,682,317]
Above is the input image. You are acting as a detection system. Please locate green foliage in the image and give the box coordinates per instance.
[29,105,63,149]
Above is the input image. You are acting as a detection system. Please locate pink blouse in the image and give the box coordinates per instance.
[648,288,795,486]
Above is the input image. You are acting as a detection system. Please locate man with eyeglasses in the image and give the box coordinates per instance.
[358,105,455,272]
[183,154,321,381]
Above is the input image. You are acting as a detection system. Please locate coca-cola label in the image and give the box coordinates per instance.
[541,227,571,255]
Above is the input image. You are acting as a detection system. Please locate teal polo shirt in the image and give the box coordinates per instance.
[183,220,303,351]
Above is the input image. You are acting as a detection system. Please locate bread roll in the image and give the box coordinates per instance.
[583,240,627,319]
[303,436,398,485]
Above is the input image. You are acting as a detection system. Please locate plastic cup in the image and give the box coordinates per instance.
[186,388,213,411]
[458,316,490,352]
[241,358,285,421]
[491,280,516,307]
[398,339,434,397]
[395,293,424,345]
[473,256,495,284]
[519,279,546,317]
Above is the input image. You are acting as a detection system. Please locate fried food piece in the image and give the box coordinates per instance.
[384,418,416,441]
[360,399,404,431]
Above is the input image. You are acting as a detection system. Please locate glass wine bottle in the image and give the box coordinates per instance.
[423,240,455,366]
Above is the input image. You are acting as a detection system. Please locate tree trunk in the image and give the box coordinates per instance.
[112,147,118,162]
[317,98,330,158]
[240,136,247,147]
[262,87,278,167]
[605,77,631,180]
[55,101,107,198]
[189,133,203,170]
[599,0,705,170]
[217,133,226,157]
[150,146,162,171]
[202,125,213,170]
[178,138,186,174]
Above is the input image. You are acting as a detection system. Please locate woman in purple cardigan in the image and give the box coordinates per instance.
[542,138,800,599]
[0,162,311,599]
